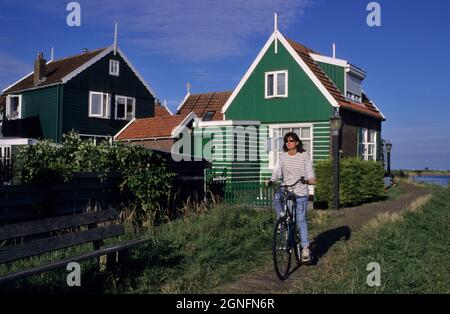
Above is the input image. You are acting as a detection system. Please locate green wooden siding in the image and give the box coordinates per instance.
[199,121,330,184]
[224,40,334,123]
[317,62,345,94]
[62,51,154,138]
[21,86,60,141]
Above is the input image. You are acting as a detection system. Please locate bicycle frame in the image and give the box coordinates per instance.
[276,178,303,253]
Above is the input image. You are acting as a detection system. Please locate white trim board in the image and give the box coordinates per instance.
[221,31,339,114]
[61,46,156,98]
[0,138,38,146]
[171,112,200,138]
[3,47,157,98]
[309,53,347,67]
[198,120,260,127]
[176,92,190,113]
[362,90,386,120]
[2,60,53,94]
[113,118,136,140]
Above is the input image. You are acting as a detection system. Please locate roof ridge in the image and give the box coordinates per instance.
[49,47,109,63]
[188,90,233,97]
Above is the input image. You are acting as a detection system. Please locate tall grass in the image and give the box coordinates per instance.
[0,199,274,293]
[294,187,449,293]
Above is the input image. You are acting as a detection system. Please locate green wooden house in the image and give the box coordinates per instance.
[1,45,156,144]
[185,29,385,191]
[0,45,156,184]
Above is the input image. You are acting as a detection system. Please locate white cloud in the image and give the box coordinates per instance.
[78,0,311,61]
[0,54,31,90]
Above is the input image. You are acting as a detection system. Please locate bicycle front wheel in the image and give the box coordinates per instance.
[272,217,291,281]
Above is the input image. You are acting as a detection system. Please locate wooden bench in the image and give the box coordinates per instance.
[0,208,147,285]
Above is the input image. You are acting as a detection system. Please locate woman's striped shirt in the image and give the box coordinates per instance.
[270,151,315,196]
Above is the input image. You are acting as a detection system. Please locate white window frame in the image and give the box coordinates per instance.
[265,70,288,99]
[267,123,313,169]
[360,128,377,161]
[114,95,135,121]
[89,91,111,119]
[5,95,22,120]
[109,59,120,76]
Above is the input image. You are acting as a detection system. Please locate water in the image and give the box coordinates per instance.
[412,175,450,187]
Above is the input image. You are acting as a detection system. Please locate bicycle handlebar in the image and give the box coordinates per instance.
[268,176,307,190]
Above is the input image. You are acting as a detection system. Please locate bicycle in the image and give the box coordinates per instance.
[269,177,306,281]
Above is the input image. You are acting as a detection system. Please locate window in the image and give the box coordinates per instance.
[359,128,377,160]
[89,92,111,118]
[115,95,135,120]
[109,60,120,76]
[6,95,22,119]
[265,71,288,98]
[203,111,215,121]
[269,124,312,169]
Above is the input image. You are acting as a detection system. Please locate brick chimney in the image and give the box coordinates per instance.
[33,52,46,85]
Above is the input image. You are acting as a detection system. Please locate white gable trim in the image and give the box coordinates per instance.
[310,53,348,67]
[61,46,113,84]
[163,102,173,115]
[221,33,277,114]
[2,60,53,93]
[117,47,157,98]
[61,45,157,98]
[176,92,191,113]
[362,90,386,120]
[221,32,339,114]
[276,33,339,107]
[197,120,260,127]
[171,112,199,138]
[113,117,136,140]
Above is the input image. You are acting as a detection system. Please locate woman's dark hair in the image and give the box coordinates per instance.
[283,132,305,153]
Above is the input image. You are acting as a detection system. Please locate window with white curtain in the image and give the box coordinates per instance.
[6,95,21,119]
[359,128,377,160]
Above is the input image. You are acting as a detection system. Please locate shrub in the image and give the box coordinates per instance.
[314,158,385,209]
[15,132,175,222]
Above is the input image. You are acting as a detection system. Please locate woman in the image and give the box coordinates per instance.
[267,132,316,262]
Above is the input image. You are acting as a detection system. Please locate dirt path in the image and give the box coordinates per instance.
[213,182,432,294]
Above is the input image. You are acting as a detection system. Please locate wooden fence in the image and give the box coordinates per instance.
[208,179,276,207]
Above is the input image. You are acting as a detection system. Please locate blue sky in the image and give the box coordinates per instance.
[1,0,449,170]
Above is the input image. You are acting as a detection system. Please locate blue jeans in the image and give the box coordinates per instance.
[273,189,310,248]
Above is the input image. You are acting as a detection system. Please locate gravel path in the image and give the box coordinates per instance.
[213,182,432,294]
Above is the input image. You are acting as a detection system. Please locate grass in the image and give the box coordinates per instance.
[0,204,273,293]
[293,187,450,293]
[0,201,333,294]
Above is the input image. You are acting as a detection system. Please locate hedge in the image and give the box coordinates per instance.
[314,158,385,209]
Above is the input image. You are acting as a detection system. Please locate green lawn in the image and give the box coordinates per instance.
[294,186,450,293]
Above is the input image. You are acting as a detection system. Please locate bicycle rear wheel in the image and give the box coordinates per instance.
[272,217,291,280]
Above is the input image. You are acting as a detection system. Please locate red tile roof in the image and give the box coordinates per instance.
[154,104,172,117]
[115,114,189,140]
[285,38,384,120]
[3,48,107,94]
[177,91,232,121]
